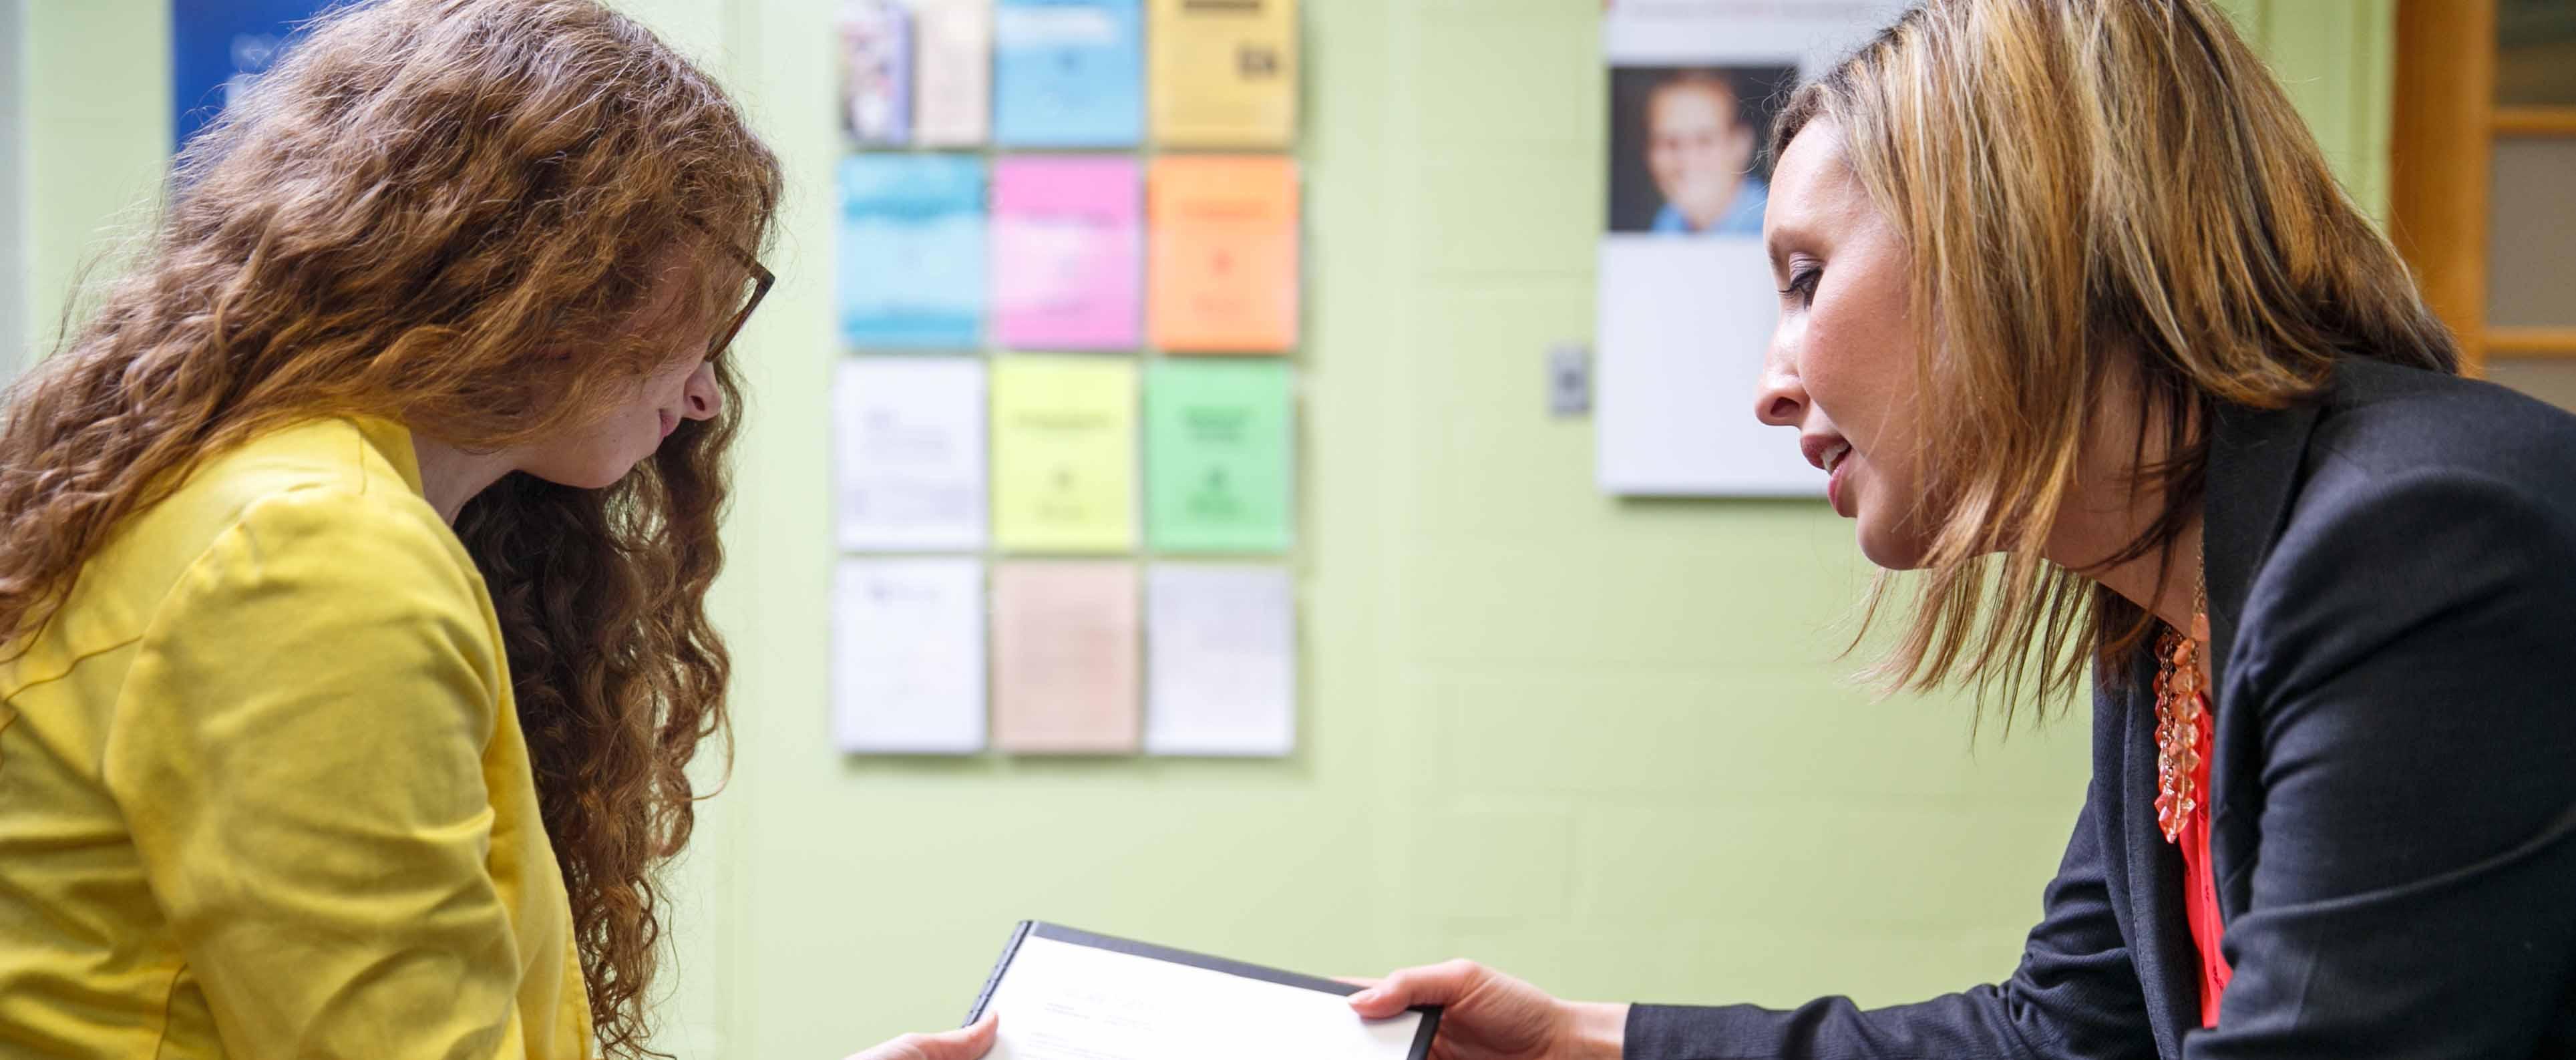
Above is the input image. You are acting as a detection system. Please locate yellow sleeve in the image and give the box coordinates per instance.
[105,485,534,1059]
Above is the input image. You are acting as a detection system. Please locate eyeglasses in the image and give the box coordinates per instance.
[705,236,775,359]
[678,214,774,359]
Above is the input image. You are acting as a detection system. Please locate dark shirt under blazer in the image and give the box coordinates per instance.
[1626,359,2576,1059]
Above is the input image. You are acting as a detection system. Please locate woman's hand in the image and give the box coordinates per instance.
[842,1012,997,1060]
[1346,960,1626,1060]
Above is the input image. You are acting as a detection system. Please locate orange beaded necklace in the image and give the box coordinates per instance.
[2155,542,2235,1027]
[2152,557,2213,844]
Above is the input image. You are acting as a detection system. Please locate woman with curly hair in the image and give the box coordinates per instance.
[0,2,974,1057]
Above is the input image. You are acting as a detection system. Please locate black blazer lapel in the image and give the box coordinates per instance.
[2202,391,2326,922]
[2109,659,2203,1059]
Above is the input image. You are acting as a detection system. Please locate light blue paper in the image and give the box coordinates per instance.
[837,155,987,350]
[992,0,1145,148]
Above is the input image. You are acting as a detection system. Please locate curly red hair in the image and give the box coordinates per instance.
[0,1,781,1055]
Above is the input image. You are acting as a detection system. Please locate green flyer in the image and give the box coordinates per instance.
[1144,361,1293,552]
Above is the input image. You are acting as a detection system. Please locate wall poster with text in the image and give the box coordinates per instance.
[1595,0,1901,497]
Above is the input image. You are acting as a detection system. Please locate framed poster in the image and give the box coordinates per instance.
[1594,0,1901,496]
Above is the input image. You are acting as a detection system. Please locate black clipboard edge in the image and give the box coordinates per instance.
[1408,1003,1445,1059]
[963,920,1036,1025]
[964,920,1444,1060]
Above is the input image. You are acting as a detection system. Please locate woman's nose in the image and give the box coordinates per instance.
[682,361,723,421]
[1753,345,1807,427]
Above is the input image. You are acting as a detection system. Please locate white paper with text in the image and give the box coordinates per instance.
[984,936,1422,1060]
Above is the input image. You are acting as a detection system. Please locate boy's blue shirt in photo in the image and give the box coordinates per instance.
[1651,177,1769,236]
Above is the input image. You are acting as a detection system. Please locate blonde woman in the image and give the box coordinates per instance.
[1353,1,2576,1057]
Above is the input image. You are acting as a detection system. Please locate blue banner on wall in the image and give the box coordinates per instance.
[171,0,332,150]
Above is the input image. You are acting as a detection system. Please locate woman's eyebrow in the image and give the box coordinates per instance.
[1765,225,1801,273]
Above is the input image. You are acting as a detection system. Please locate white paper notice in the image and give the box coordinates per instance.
[832,557,987,754]
[913,0,992,146]
[1596,238,1819,496]
[836,357,988,551]
[1144,565,1294,757]
[1602,0,1908,69]
[984,935,1423,1060]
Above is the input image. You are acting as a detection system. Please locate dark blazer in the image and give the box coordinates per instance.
[1626,358,2576,1059]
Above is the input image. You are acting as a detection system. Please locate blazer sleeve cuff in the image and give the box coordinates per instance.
[1626,1002,1777,1059]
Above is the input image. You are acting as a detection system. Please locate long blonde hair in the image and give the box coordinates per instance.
[0,1,781,1053]
[1770,0,2455,719]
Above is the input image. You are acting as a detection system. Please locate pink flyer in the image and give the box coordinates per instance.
[990,156,1143,351]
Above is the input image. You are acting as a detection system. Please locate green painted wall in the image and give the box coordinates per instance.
[21,0,166,367]
[15,2,2393,1056]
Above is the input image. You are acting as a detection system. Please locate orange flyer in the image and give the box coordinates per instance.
[1147,156,1299,353]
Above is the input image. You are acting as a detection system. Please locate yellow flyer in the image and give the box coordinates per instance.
[991,356,1139,552]
[1147,0,1298,148]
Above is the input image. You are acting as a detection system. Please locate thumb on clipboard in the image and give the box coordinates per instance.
[844,1011,999,1060]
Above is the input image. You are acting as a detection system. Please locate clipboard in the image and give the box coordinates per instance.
[967,921,1442,1059]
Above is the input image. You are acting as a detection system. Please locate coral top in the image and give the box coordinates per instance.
[2179,697,2233,1029]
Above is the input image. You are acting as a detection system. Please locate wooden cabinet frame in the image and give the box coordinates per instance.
[2392,0,2576,374]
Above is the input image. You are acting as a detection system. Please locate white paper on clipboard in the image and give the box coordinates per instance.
[968,922,1437,1060]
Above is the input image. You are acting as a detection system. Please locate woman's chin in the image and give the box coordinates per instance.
[1855,520,1933,572]
[531,460,635,492]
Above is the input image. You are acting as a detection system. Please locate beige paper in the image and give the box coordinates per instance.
[992,561,1140,754]
[912,0,992,147]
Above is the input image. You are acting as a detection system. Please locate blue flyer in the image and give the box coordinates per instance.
[992,0,1145,148]
[836,155,988,350]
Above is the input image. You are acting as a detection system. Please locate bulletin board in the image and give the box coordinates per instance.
[829,0,1306,759]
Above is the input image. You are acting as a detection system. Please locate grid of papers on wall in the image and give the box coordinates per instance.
[831,0,1302,759]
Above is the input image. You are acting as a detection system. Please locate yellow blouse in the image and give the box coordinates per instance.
[0,417,592,1059]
